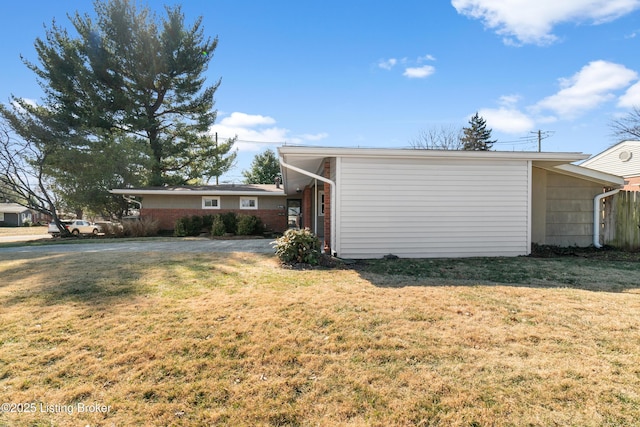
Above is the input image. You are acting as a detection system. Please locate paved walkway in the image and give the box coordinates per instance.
[0,237,275,254]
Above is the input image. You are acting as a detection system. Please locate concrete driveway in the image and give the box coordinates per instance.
[0,237,275,254]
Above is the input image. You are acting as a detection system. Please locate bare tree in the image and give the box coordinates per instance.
[410,125,464,150]
[611,106,640,141]
[0,122,69,236]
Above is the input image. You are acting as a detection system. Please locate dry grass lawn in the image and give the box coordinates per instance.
[0,226,48,236]
[0,250,639,426]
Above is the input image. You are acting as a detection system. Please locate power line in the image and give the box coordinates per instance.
[530,130,555,152]
[210,134,286,144]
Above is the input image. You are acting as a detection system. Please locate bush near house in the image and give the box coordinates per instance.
[211,215,226,236]
[272,228,321,265]
[237,214,263,236]
[123,217,160,237]
[174,213,264,237]
[220,212,238,235]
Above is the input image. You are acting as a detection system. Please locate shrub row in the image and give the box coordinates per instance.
[174,213,263,237]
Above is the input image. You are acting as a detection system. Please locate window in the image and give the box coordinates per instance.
[202,196,220,209]
[0,213,4,222]
[318,191,325,216]
[240,197,258,210]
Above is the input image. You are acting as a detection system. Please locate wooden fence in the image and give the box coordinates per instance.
[603,191,640,250]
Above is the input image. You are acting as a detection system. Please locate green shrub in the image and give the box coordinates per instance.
[237,214,262,236]
[190,215,203,235]
[272,228,321,265]
[202,214,214,229]
[211,215,226,236]
[174,218,187,237]
[220,212,238,234]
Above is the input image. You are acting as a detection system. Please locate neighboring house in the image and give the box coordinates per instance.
[580,140,640,190]
[110,184,289,233]
[278,146,624,258]
[0,203,33,227]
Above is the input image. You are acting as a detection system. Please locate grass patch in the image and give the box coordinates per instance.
[357,254,640,292]
[0,251,639,426]
[0,226,48,236]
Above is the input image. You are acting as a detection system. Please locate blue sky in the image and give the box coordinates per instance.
[2,0,640,182]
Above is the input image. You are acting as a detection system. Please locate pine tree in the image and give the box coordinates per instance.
[4,0,228,186]
[242,149,281,184]
[461,112,496,151]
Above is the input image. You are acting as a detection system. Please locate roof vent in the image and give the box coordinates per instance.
[619,151,632,162]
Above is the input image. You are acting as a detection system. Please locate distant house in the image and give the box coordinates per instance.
[278,147,623,258]
[110,184,289,233]
[580,140,640,190]
[0,203,33,227]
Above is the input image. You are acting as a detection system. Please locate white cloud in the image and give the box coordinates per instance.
[210,112,328,151]
[451,0,640,45]
[403,65,436,79]
[479,107,535,133]
[534,60,637,118]
[218,112,276,127]
[618,81,640,107]
[418,54,437,62]
[297,132,329,141]
[378,58,397,70]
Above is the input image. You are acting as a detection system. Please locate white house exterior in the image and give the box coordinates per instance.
[580,140,640,190]
[278,147,624,259]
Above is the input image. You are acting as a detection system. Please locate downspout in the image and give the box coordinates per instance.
[280,158,336,256]
[122,195,143,210]
[593,188,620,248]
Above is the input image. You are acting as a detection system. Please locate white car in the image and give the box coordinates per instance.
[48,220,101,237]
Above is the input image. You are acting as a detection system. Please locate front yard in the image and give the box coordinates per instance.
[0,250,639,426]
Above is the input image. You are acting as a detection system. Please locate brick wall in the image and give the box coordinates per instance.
[302,186,312,230]
[141,208,288,233]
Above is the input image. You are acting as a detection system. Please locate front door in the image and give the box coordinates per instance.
[287,199,302,229]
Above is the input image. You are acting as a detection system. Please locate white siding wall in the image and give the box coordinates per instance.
[581,142,640,177]
[336,157,530,258]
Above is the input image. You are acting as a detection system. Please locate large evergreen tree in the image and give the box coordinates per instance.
[242,149,281,184]
[461,112,496,151]
[2,0,234,188]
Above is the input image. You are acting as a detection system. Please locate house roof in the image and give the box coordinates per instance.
[539,164,625,186]
[110,184,286,197]
[0,203,31,214]
[580,140,640,178]
[278,146,593,194]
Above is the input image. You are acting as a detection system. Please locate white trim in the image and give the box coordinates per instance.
[240,197,258,210]
[202,196,220,209]
[527,160,532,256]
[279,146,590,162]
[0,213,4,221]
[550,164,624,186]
